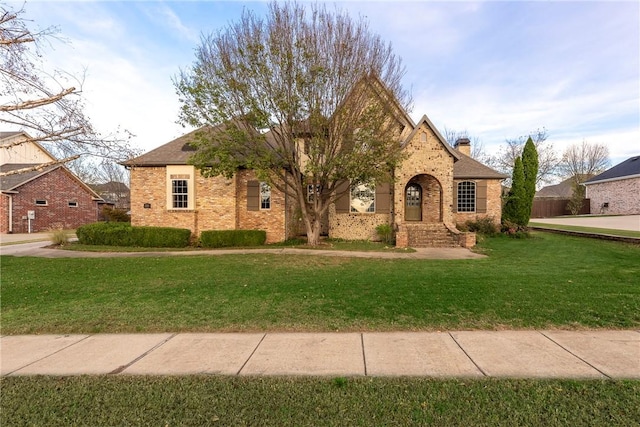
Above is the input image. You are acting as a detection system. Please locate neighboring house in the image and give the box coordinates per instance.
[89,181,131,210]
[1,131,103,233]
[530,175,593,217]
[124,85,506,247]
[583,156,640,215]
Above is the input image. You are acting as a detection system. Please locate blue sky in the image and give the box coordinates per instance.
[12,0,640,170]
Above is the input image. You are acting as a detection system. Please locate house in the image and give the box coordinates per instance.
[583,156,640,215]
[89,181,131,210]
[1,131,104,233]
[124,88,506,247]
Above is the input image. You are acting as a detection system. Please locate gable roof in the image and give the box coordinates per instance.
[123,127,205,166]
[583,156,640,185]
[0,163,103,199]
[402,115,461,161]
[453,151,508,180]
[535,175,594,198]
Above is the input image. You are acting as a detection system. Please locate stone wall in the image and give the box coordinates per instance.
[328,204,390,240]
[586,177,640,215]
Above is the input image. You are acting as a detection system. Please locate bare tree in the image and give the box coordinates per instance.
[441,126,490,163]
[560,140,609,215]
[559,140,609,182]
[488,128,559,186]
[175,2,410,245]
[0,4,134,176]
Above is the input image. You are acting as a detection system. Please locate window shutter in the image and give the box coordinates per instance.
[375,183,391,213]
[452,181,458,213]
[247,180,260,211]
[476,180,487,213]
[334,180,350,214]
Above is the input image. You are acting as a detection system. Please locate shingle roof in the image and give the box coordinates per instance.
[584,156,640,185]
[0,163,58,191]
[535,175,594,198]
[453,152,508,180]
[122,128,204,166]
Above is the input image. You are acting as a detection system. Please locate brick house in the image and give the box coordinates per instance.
[125,92,506,247]
[583,156,640,215]
[1,132,103,233]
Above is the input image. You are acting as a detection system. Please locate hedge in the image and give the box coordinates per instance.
[200,230,267,248]
[76,222,192,248]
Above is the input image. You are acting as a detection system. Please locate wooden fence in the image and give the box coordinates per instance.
[531,198,590,218]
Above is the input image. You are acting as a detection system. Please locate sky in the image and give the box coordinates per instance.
[8,0,640,173]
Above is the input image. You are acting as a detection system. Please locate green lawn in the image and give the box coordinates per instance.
[1,232,639,333]
[2,376,639,426]
[529,222,640,238]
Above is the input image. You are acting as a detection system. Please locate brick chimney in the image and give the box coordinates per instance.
[454,137,471,156]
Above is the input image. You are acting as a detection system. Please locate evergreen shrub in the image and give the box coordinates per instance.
[200,229,267,248]
[76,223,191,247]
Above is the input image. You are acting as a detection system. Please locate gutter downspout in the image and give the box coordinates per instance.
[8,194,13,233]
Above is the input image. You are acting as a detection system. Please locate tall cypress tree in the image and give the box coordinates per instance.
[502,157,528,226]
[521,137,539,225]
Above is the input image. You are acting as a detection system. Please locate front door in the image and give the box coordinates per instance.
[405,184,422,221]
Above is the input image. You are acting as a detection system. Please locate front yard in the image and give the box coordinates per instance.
[2,232,639,333]
[2,232,639,426]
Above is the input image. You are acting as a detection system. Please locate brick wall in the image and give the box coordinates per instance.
[453,179,503,225]
[328,203,390,240]
[586,177,640,215]
[236,170,287,243]
[6,167,99,233]
[130,166,288,243]
[0,193,9,233]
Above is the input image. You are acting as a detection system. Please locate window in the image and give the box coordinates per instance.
[350,182,375,213]
[35,199,47,206]
[172,179,189,209]
[457,181,476,212]
[68,201,78,208]
[260,182,271,210]
[307,184,320,203]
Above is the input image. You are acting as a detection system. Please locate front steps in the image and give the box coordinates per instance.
[396,222,475,248]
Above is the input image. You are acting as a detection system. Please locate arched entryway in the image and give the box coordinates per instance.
[404,175,443,223]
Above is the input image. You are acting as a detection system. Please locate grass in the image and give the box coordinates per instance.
[529,222,640,238]
[2,376,639,426]
[0,376,640,426]
[1,232,639,333]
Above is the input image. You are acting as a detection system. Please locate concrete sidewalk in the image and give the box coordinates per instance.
[0,239,485,260]
[2,331,638,378]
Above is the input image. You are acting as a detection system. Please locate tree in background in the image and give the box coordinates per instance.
[441,127,491,164]
[0,4,134,177]
[175,2,410,246]
[502,157,528,228]
[521,137,538,224]
[489,128,559,187]
[560,140,609,215]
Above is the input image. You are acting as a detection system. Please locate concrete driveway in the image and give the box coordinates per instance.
[531,215,640,232]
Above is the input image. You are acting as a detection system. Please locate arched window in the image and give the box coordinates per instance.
[457,181,476,212]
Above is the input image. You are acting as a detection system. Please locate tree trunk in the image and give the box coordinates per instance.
[306,219,322,246]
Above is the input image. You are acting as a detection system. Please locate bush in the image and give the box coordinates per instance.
[101,206,130,222]
[50,229,69,246]
[375,223,395,245]
[462,217,500,236]
[76,222,191,247]
[500,220,531,238]
[200,230,267,248]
